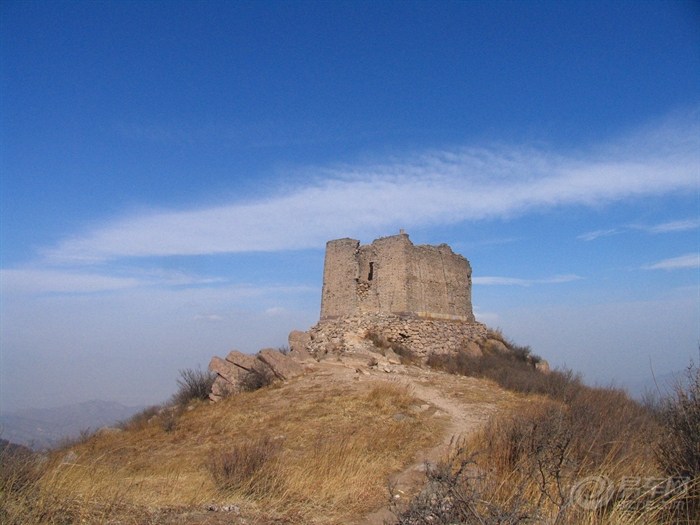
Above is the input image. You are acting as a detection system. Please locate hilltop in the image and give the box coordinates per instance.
[1,339,522,524]
[3,330,698,524]
[2,234,697,523]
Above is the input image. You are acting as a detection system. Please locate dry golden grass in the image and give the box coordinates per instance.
[8,351,695,524]
[3,374,445,524]
[394,377,699,524]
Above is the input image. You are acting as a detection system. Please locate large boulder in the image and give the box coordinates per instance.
[257,348,304,380]
[209,356,242,382]
[225,350,258,371]
[210,375,236,401]
[208,356,251,399]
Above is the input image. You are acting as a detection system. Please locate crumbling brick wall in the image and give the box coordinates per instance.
[320,232,475,322]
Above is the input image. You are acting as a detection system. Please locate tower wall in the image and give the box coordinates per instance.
[320,232,474,322]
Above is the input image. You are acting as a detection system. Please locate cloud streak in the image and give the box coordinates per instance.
[28,112,700,265]
[643,253,700,271]
[473,274,583,286]
[577,228,623,242]
[579,218,700,241]
[0,268,226,295]
[647,219,700,234]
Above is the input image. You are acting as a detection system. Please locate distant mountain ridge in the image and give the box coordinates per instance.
[0,400,144,450]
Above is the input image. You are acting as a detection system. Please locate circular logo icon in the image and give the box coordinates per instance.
[570,475,614,510]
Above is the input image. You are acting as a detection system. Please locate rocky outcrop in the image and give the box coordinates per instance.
[208,348,306,402]
[258,348,304,380]
[224,350,257,371]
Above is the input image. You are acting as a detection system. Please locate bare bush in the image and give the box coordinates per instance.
[239,367,276,392]
[427,347,581,401]
[0,444,40,495]
[656,361,700,479]
[396,385,663,525]
[393,439,536,524]
[171,367,216,406]
[391,343,420,365]
[655,361,700,517]
[118,404,162,431]
[207,435,281,495]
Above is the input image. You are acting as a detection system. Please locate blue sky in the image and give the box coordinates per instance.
[1,0,699,411]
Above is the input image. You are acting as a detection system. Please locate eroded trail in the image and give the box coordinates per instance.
[316,359,516,525]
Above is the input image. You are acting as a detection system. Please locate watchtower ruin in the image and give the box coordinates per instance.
[292,232,486,360]
[320,232,475,322]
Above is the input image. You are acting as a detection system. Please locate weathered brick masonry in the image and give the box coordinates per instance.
[294,232,486,359]
[321,231,475,321]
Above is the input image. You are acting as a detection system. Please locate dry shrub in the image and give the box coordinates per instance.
[207,435,282,495]
[118,404,161,431]
[656,362,700,479]
[427,346,581,401]
[239,367,276,392]
[117,404,184,433]
[171,367,216,406]
[654,361,700,518]
[0,443,40,496]
[479,389,657,507]
[393,439,537,524]
[398,357,674,524]
[395,390,674,525]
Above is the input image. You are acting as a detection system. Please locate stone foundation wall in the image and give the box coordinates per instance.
[303,313,487,359]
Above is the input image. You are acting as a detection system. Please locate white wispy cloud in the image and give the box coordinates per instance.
[577,228,623,241]
[0,269,145,294]
[264,306,287,317]
[40,114,698,264]
[643,253,700,271]
[647,219,700,234]
[579,218,700,241]
[473,274,583,286]
[0,268,224,295]
[193,314,224,322]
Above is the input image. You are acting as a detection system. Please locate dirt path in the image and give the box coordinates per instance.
[323,359,511,525]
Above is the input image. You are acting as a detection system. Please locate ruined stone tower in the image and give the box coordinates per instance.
[291,232,486,360]
[320,232,475,322]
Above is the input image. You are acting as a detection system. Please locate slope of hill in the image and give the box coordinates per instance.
[1,355,519,524]
[2,342,696,524]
